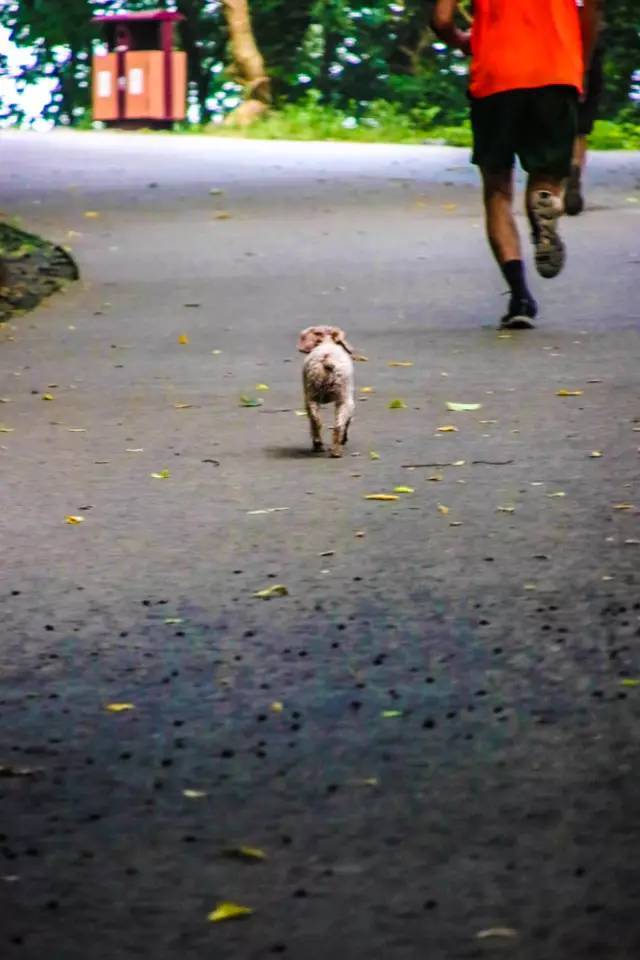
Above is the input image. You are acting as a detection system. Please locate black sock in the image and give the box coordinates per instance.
[500,259,532,302]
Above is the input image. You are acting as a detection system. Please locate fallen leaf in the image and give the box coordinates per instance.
[240,395,263,408]
[164,618,183,625]
[183,789,207,798]
[427,474,443,482]
[255,383,270,391]
[364,494,399,501]
[64,515,85,524]
[174,403,192,409]
[620,678,640,687]
[612,503,634,511]
[294,410,307,416]
[254,584,288,599]
[150,469,170,479]
[360,386,374,393]
[247,507,289,515]
[42,394,54,401]
[381,710,403,718]
[442,202,457,211]
[556,389,583,397]
[547,491,566,498]
[270,701,284,712]
[224,846,266,862]
[476,928,518,940]
[589,451,603,458]
[393,486,414,494]
[449,521,463,527]
[436,425,458,433]
[105,703,134,712]
[84,210,100,218]
[207,902,253,923]
[352,777,379,786]
[213,211,232,220]
[624,539,640,545]
[496,505,515,513]
[0,765,44,779]
[437,504,449,515]
[388,399,407,410]
[211,349,222,355]
[452,460,466,467]
[126,448,144,453]
[354,530,366,538]
[209,188,224,196]
[0,425,14,433]
[0,398,11,403]
[446,402,481,412]
[387,361,413,368]
[67,427,87,433]
[369,451,381,460]
[353,354,369,362]
[178,334,189,345]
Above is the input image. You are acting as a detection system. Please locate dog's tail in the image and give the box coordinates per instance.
[321,352,335,372]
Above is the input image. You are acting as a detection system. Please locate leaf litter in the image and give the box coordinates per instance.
[254,584,288,599]
[207,902,253,923]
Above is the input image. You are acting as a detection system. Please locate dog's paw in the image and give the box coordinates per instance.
[329,447,343,459]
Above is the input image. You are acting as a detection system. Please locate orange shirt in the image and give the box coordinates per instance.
[469,0,584,99]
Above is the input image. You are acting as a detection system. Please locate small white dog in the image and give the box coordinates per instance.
[297,325,355,458]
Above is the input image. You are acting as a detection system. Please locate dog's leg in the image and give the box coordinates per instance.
[330,399,354,458]
[307,400,323,451]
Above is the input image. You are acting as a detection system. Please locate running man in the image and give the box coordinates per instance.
[432,0,600,328]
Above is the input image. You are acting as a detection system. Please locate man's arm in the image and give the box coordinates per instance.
[431,0,471,55]
[579,0,602,69]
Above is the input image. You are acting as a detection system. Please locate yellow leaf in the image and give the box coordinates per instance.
[496,505,515,513]
[442,202,457,211]
[369,451,380,460]
[388,399,407,410]
[452,460,466,466]
[84,210,100,218]
[354,354,369,362]
[547,491,566,498]
[393,486,414,494]
[213,211,232,221]
[255,383,270,391]
[105,703,134,712]
[620,679,640,688]
[254,584,288,599]
[556,389,583,397]
[436,425,458,433]
[589,451,603,458]
[446,402,481,412]
[294,410,308,416]
[437,504,449,515]
[174,402,192,409]
[178,334,189,345]
[225,846,266,861]
[612,503,634,511]
[0,425,15,433]
[270,701,284,712]
[387,361,414,368]
[183,789,207,798]
[207,902,253,923]
[150,469,170,479]
[360,386,374,393]
[381,709,403,718]
[42,394,54,401]
[164,618,183,625]
[64,515,85,524]
[476,928,518,941]
[364,494,399,501]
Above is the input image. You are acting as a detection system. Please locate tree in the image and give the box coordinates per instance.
[220,0,271,126]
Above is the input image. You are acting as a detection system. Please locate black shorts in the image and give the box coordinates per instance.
[578,43,605,135]
[470,84,578,176]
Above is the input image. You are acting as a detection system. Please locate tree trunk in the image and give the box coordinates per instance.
[221,0,271,126]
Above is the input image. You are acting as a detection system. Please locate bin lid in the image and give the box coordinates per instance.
[93,10,184,23]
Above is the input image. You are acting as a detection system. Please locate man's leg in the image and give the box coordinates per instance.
[481,168,537,329]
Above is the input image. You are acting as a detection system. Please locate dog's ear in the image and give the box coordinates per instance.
[297,327,318,353]
[331,327,353,355]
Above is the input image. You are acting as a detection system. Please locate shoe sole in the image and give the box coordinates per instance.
[531,191,565,279]
[500,314,536,330]
[564,187,584,216]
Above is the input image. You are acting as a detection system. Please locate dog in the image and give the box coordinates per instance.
[297,325,355,458]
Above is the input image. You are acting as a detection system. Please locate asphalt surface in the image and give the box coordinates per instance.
[1,130,640,960]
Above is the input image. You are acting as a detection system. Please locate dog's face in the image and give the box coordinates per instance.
[297,325,353,355]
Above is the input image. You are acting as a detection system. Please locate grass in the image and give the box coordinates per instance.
[195,98,639,150]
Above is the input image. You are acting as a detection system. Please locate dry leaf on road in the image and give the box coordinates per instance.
[446,402,481,412]
[207,902,253,923]
[254,584,289,599]
[364,494,399,501]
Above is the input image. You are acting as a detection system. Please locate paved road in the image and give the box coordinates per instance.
[1,130,640,960]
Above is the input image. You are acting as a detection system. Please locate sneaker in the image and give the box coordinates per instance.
[500,294,538,330]
[530,189,565,279]
[564,164,584,216]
